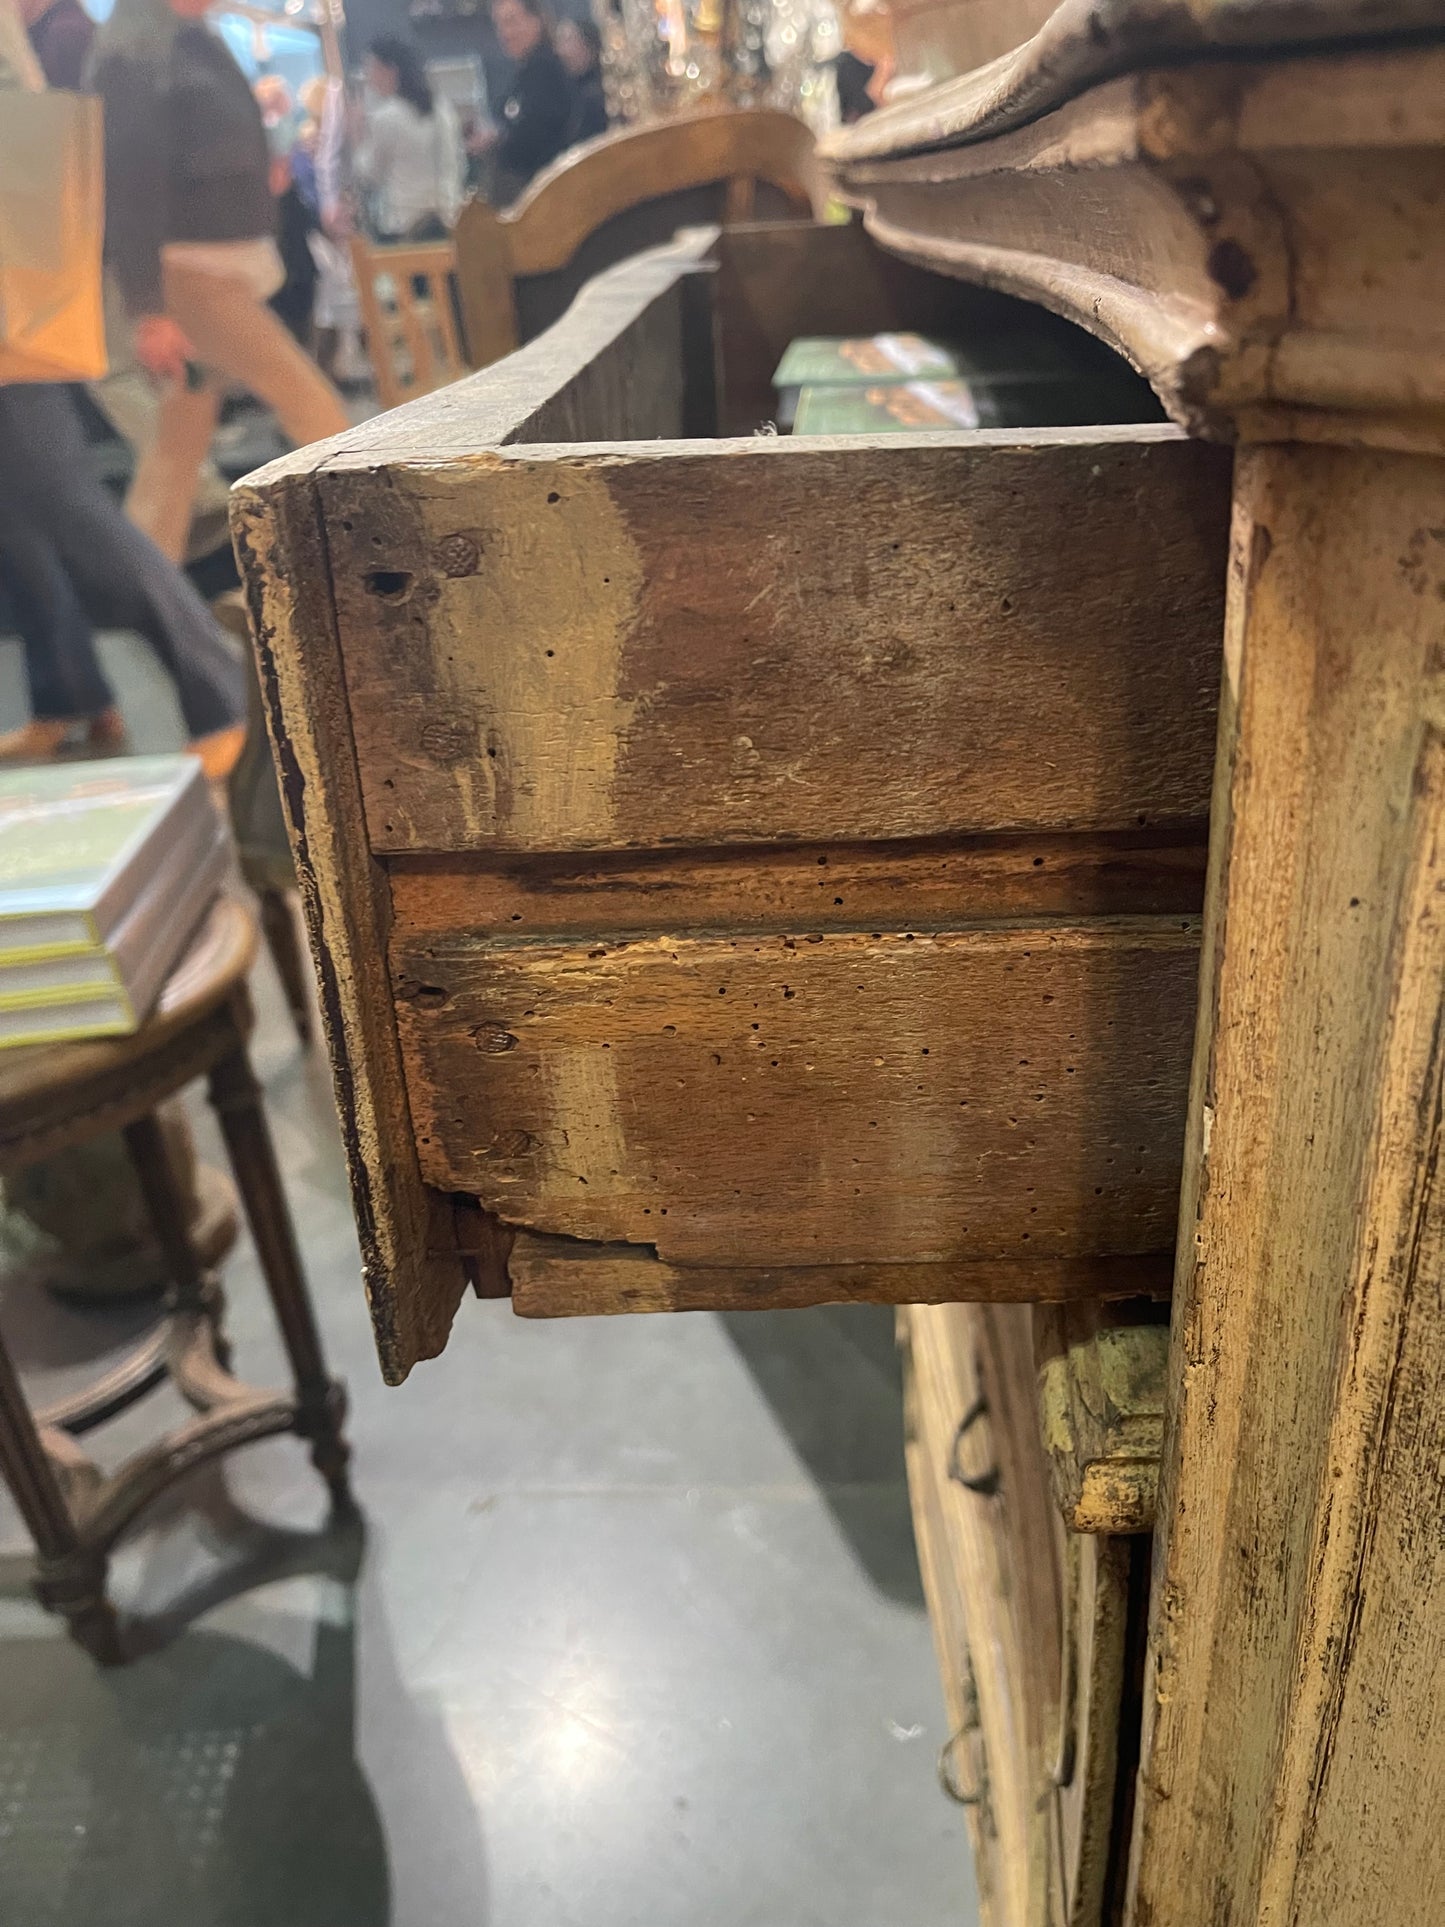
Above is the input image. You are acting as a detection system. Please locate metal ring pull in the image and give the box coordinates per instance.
[938,1727,987,1807]
[947,1395,1001,1496]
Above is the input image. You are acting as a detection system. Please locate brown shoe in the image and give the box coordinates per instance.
[0,717,75,763]
[87,707,129,755]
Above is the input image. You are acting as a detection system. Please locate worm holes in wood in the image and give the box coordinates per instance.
[406,982,450,1011]
[365,569,414,601]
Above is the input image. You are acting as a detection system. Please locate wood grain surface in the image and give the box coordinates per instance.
[1129,444,1445,1925]
[509,1234,1173,1317]
[386,836,1207,938]
[230,472,469,1384]
[907,1302,1058,1925]
[320,427,1229,855]
[393,917,1200,1265]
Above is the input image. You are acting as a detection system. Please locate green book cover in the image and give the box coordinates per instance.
[0,754,206,955]
[793,380,987,434]
[774,334,965,389]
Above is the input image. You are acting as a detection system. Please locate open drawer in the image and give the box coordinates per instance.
[234,220,1230,1381]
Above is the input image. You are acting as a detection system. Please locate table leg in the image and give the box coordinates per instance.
[0,1322,120,1662]
[206,1039,350,1502]
[259,885,314,1047]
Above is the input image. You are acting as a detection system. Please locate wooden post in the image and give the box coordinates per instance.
[1128,443,1445,1925]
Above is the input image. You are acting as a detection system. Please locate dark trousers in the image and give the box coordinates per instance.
[0,384,243,735]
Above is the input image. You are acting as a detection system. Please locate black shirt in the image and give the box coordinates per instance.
[93,24,274,315]
[566,69,608,146]
[496,42,572,194]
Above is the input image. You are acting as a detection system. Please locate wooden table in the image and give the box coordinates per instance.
[825,10,1445,1922]
[0,897,348,1663]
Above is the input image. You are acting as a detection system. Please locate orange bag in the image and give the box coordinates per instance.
[0,88,106,382]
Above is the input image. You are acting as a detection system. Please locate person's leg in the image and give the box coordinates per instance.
[0,517,116,722]
[4,385,244,747]
[124,373,224,567]
[164,261,350,453]
[0,387,118,752]
[92,276,232,533]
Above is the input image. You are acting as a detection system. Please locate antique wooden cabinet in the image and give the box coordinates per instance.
[239,41,1445,1890]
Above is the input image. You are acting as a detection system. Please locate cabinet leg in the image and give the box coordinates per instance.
[206,1042,350,1502]
[1129,445,1445,1924]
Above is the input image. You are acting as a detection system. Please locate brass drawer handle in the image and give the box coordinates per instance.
[947,1396,1001,1497]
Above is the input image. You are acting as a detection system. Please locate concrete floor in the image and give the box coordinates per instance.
[0,632,979,1927]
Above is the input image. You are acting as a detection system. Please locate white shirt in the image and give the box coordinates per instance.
[355,95,463,237]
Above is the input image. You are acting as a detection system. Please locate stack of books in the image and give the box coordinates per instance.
[0,756,229,1049]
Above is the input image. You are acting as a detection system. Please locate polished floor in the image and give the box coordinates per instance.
[0,633,978,1926]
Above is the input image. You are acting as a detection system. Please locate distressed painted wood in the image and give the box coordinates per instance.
[825,43,1445,452]
[322,427,1228,856]
[827,0,1445,161]
[907,1302,1060,1925]
[1054,1530,1137,1927]
[904,1302,1136,1925]
[1036,1303,1167,1533]
[393,919,1200,1266]
[1128,445,1445,1926]
[902,1306,1008,1924]
[817,5,1445,1916]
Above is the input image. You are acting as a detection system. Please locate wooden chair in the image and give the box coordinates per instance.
[455,107,820,370]
[349,236,467,411]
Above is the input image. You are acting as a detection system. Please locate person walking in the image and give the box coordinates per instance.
[473,0,571,202]
[0,385,245,770]
[0,0,244,771]
[87,0,350,565]
[555,16,607,146]
[354,36,464,242]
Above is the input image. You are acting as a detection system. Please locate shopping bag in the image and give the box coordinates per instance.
[0,89,106,382]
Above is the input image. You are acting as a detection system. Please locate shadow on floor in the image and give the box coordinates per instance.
[718,1303,924,1609]
[0,1484,489,1927]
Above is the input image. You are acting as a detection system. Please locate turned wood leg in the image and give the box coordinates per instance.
[0,1323,120,1663]
[1130,446,1445,1924]
[123,1111,208,1307]
[206,1040,350,1501]
[259,886,314,1047]
[122,1108,232,1373]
